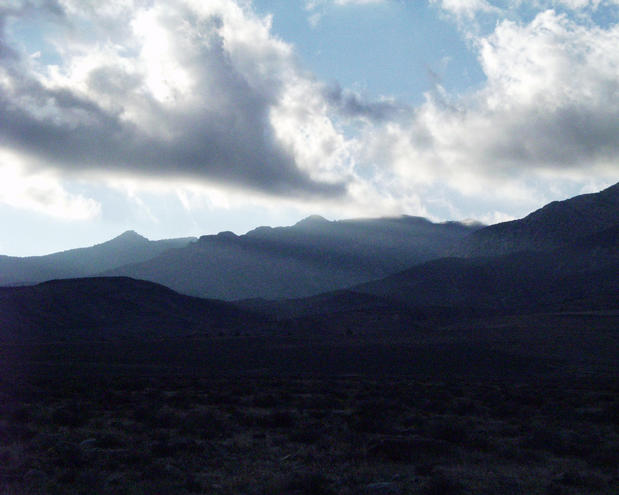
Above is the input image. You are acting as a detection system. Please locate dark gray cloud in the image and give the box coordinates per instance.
[481,103,619,168]
[322,83,408,122]
[0,2,347,199]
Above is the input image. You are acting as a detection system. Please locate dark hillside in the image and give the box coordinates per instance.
[0,232,195,286]
[0,277,263,342]
[104,216,480,300]
[456,182,618,257]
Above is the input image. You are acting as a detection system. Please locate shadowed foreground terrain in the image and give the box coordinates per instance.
[0,312,617,495]
[0,373,617,495]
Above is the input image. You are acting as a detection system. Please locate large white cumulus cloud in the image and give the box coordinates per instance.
[0,0,350,201]
[359,6,619,217]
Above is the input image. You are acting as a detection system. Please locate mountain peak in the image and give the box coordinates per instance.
[216,231,238,240]
[110,230,148,243]
[294,215,330,228]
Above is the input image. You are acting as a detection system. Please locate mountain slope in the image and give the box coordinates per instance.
[356,224,618,315]
[104,216,481,300]
[0,277,264,342]
[0,232,195,286]
[456,182,619,257]
[247,219,618,322]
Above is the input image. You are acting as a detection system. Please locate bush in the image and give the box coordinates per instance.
[286,472,335,495]
[181,409,225,439]
[421,473,464,495]
[51,402,90,428]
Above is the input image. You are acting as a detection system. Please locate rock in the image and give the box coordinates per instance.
[24,468,47,485]
[79,438,98,450]
[363,482,403,494]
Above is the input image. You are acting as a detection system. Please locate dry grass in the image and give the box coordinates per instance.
[0,374,617,494]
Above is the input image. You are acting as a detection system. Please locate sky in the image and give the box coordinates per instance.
[0,0,618,256]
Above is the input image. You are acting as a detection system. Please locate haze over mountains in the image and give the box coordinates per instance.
[242,183,619,321]
[104,215,480,300]
[0,214,482,300]
[356,189,619,313]
[0,231,195,287]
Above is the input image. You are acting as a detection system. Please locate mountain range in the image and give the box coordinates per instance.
[0,214,482,300]
[0,182,617,343]
[242,183,619,321]
[0,231,195,287]
[103,215,481,300]
[455,182,619,257]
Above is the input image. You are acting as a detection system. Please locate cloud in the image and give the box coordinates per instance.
[304,0,386,26]
[0,149,101,219]
[322,84,408,122]
[353,7,619,215]
[0,0,349,199]
[429,0,499,19]
[334,0,386,4]
[433,0,619,17]
[1,0,617,226]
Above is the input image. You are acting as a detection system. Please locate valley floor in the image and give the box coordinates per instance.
[0,313,617,494]
[1,374,617,494]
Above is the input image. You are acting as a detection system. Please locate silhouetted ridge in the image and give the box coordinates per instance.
[107,230,149,244]
[0,232,196,286]
[293,215,330,228]
[198,231,240,244]
[0,277,264,342]
[247,187,618,320]
[104,215,481,300]
[456,182,619,257]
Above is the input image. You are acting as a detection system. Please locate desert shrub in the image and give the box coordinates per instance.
[522,426,568,456]
[150,438,184,458]
[286,472,335,495]
[104,449,153,470]
[368,436,452,463]
[91,432,123,449]
[0,447,12,465]
[421,473,464,495]
[494,399,530,420]
[132,404,154,424]
[134,405,180,429]
[9,404,31,423]
[425,417,470,444]
[181,409,225,439]
[347,398,399,434]
[6,422,36,442]
[163,391,193,410]
[288,426,322,444]
[51,402,90,428]
[587,446,619,470]
[251,393,279,408]
[49,441,86,469]
[545,481,569,495]
[555,469,605,489]
[204,391,240,406]
[252,410,296,429]
[415,463,436,477]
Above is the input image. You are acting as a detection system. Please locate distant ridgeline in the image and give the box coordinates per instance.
[0,183,617,341]
[0,215,480,300]
[0,231,195,287]
[0,181,616,309]
[242,183,619,320]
